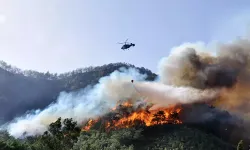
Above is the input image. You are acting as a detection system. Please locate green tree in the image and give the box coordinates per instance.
[29,117,81,150]
[72,128,142,150]
[61,118,81,148]
[0,137,29,150]
[237,140,244,150]
[48,117,62,137]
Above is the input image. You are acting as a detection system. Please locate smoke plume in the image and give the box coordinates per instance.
[133,81,219,110]
[158,42,240,89]
[157,38,250,119]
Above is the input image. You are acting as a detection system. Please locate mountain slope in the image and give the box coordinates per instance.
[138,125,235,150]
[73,124,235,150]
[0,67,63,123]
[0,61,157,123]
[0,60,246,150]
[0,118,236,150]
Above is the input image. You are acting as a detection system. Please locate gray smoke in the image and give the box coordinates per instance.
[156,39,250,139]
[157,40,250,89]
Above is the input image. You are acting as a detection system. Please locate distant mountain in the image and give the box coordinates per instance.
[0,61,157,123]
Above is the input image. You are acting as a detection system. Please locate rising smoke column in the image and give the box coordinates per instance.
[157,42,239,89]
[216,39,250,119]
[157,38,250,119]
[155,39,250,142]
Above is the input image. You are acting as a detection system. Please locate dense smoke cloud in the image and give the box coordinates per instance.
[157,42,240,89]
[157,38,250,119]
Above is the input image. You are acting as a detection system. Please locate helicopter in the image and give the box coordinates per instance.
[118,39,135,50]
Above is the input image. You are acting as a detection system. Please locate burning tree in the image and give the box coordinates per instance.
[81,100,182,132]
[151,111,166,125]
[169,111,181,124]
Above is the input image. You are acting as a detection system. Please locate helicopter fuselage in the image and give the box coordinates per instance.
[121,43,135,50]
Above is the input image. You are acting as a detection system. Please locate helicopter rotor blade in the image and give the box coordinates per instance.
[125,39,128,43]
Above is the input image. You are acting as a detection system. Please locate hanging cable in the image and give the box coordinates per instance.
[130,80,148,102]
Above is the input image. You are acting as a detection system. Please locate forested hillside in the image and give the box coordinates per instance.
[0,117,237,150]
[0,61,247,150]
[0,61,156,123]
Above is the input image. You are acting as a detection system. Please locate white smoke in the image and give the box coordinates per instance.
[133,81,219,110]
[4,67,147,138]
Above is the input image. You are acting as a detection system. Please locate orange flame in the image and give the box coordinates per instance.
[82,119,99,131]
[110,107,182,129]
[122,101,133,107]
[82,101,182,131]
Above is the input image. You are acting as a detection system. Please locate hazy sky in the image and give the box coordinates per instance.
[0,0,250,73]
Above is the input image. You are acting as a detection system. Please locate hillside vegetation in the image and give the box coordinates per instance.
[0,117,236,150]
